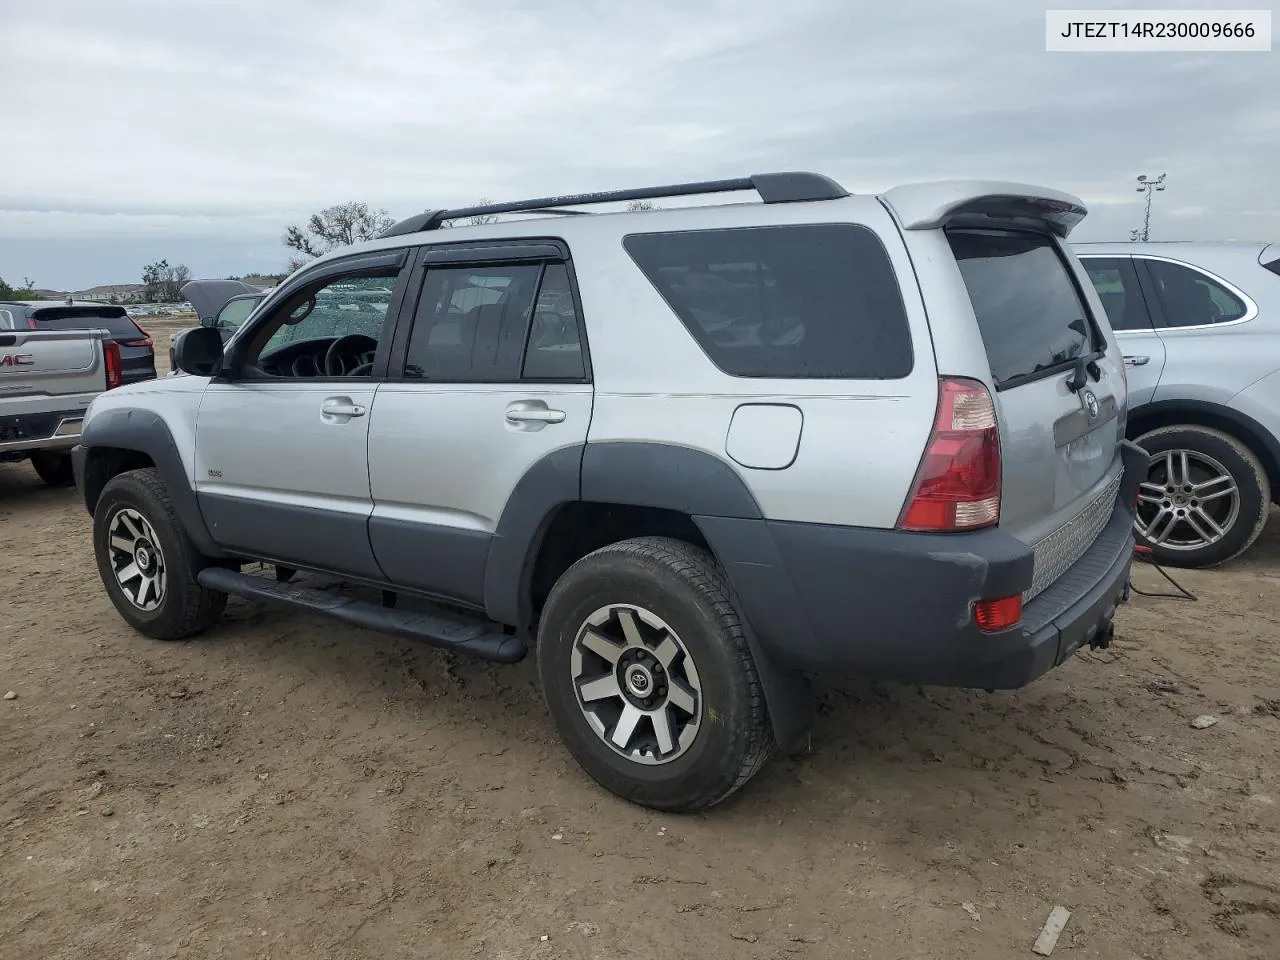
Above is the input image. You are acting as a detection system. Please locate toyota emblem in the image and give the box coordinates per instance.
[1083,389,1100,421]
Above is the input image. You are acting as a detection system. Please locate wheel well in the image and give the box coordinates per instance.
[82,447,156,512]
[526,502,710,622]
[1128,405,1280,499]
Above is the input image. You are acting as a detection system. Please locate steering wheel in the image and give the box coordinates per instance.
[324,334,378,377]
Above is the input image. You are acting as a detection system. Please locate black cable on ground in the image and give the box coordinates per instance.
[1128,546,1198,601]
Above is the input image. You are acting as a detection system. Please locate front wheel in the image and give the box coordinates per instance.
[536,537,773,812]
[92,468,227,640]
[1133,425,1271,568]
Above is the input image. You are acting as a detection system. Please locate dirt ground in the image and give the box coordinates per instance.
[3,325,1279,959]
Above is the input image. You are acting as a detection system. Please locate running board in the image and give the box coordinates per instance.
[196,567,527,664]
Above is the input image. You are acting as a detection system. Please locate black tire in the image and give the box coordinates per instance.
[29,450,74,487]
[536,536,773,812]
[1133,424,1271,568]
[92,467,227,640]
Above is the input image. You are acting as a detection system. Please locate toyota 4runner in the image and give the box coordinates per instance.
[72,172,1145,812]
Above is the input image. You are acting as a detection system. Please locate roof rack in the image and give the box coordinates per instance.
[378,171,849,239]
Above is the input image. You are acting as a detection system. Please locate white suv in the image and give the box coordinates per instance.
[72,172,1145,811]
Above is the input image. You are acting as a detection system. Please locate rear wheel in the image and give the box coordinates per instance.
[1133,424,1270,568]
[536,537,773,812]
[29,450,74,487]
[92,468,227,640]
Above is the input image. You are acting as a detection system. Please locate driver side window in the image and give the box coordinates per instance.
[249,271,399,378]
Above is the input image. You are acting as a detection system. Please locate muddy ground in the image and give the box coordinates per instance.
[3,322,1279,959]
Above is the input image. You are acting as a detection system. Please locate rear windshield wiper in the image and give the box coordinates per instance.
[1066,349,1104,393]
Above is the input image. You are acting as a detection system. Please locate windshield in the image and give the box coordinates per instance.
[947,229,1097,389]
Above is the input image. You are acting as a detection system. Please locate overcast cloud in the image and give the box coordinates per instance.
[1,0,1276,290]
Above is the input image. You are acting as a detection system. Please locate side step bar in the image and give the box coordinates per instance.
[196,567,527,664]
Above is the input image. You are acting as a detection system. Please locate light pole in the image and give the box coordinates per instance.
[1133,173,1167,241]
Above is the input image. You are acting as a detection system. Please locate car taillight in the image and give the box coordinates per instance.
[974,594,1022,632]
[898,376,1001,532]
[26,318,38,330]
[124,319,152,349]
[105,340,122,389]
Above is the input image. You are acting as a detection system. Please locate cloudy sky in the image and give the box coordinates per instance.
[1,0,1276,291]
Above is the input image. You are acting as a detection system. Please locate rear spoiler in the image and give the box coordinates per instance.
[878,180,1088,239]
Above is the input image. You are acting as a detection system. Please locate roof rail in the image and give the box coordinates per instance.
[377,171,849,239]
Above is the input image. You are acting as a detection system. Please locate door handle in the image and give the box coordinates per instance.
[321,397,367,418]
[506,407,566,424]
[1123,355,1150,367]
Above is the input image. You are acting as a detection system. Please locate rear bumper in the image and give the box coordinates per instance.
[696,440,1146,690]
[0,408,87,455]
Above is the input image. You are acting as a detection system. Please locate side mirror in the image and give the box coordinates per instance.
[171,327,225,377]
[200,314,216,328]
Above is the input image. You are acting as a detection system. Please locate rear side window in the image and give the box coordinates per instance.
[31,306,141,338]
[402,260,588,382]
[1081,257,1152,331]
[1143,259,1248,327]
[948,230,1096,389]
[623,224,913,379]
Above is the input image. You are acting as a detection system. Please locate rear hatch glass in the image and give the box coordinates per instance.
[30,306,144,340]
[948,229,1122,590]
[947,230,1096,389]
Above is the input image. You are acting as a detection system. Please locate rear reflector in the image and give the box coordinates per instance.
[105,340,122,389]
[899,377,1002,532]
[974,595,1022,632]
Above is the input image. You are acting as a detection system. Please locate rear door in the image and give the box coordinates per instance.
[946,230,1126,562]
[1077,254,1166,406]
[366,242,593,609]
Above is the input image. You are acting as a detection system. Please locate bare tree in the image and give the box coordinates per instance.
[283,201,395,269]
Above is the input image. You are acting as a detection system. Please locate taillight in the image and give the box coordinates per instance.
[105,340,122,389]
[26,317,38,330]
[974,595,1022,632]
[124,320,152,348]
[898,377,1001,532]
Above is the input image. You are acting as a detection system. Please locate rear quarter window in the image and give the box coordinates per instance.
[948,230,1098,389]
[623,223,913,379]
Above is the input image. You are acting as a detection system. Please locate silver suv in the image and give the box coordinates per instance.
[1075,241,1280,567]
[72,173,1144,811]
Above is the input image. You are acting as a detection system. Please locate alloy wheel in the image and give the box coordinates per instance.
[1136,448,1240,551]
[570,604,702,765]
[106,507,168,611]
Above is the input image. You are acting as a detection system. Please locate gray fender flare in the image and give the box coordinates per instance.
[76,408,226,558]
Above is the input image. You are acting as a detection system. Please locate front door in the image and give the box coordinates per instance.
[366,248,593,609]
[194,253,411,578]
